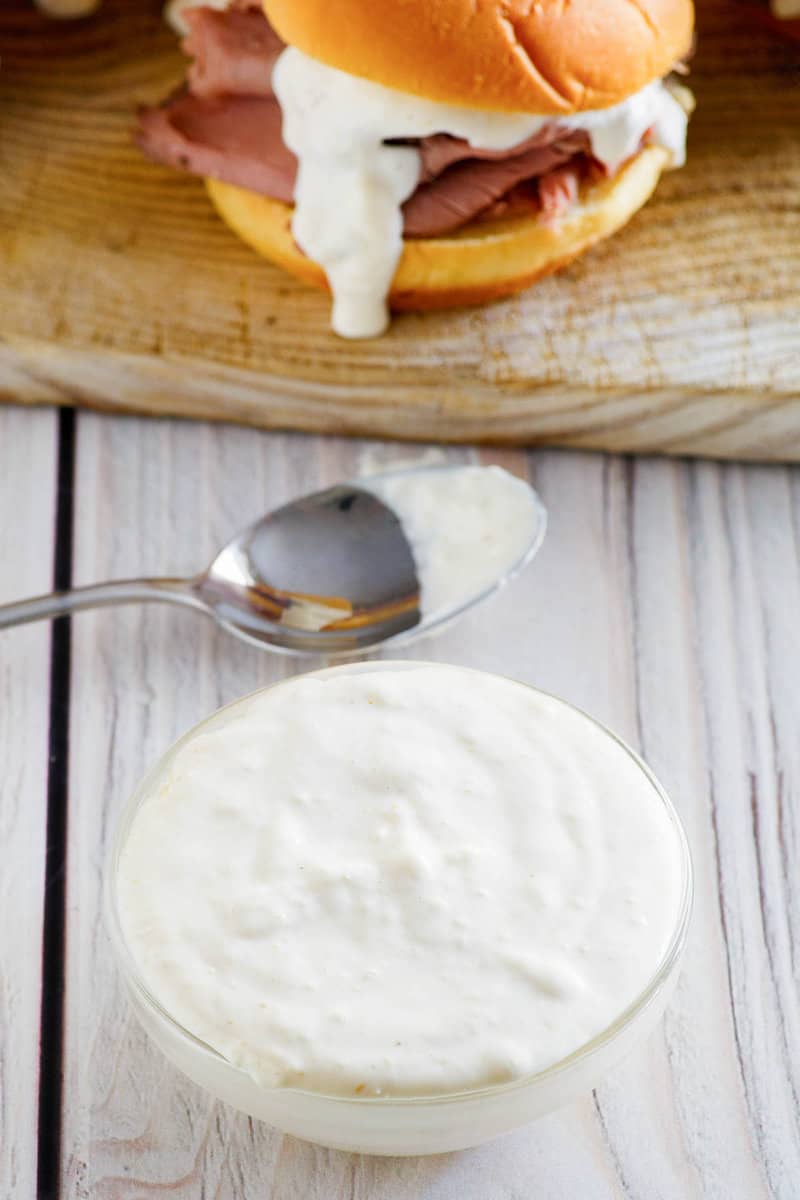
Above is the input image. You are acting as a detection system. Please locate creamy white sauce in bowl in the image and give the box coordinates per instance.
[106,662,692,1154]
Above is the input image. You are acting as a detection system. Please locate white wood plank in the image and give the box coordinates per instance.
[589,458,769,1200]
[681,463,800,1196]
[0,407,58,1198]
[61,421,800,1197]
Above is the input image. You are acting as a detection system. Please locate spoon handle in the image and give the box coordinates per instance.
[0,578,207,631]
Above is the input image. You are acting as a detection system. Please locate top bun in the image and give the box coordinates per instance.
[262,0,694,115]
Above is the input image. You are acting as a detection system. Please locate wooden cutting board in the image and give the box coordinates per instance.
[0,0,798,457]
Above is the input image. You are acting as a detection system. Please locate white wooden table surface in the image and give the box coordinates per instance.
[2,406,799,1200]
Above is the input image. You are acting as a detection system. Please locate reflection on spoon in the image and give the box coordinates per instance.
[0,464,546,656]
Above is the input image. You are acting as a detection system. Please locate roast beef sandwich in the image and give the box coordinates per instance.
[140,0,695,338]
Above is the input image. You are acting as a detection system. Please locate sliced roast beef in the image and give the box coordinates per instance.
[403,133,589,236]
[184,4,284,99]
[408,126,578,182]
[137,4,614,237]
[137,92,296,202]
[538,163,583,224]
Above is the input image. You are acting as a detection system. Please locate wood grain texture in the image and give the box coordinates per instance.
[0,408,57,1199]
[51,417,800,1198]
[0,0,798,457]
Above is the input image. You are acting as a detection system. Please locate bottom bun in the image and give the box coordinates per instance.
[205,146,670,311]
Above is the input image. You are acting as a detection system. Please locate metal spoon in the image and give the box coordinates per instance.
[0,466,545,655]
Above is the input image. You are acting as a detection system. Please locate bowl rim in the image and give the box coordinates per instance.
[104,659,693,1108]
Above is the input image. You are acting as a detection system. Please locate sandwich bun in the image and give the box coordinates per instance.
[206,145,671,313]
[262,0,694,114]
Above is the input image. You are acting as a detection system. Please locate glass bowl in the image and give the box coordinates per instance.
[104,662,693,1156]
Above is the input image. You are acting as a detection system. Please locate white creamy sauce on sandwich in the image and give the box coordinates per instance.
[117,664,685,1098]
[363,465,544,621]
[272,47,689,339]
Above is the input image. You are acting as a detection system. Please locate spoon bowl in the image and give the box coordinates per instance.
[198,482,420,654]
[0,464,546,655]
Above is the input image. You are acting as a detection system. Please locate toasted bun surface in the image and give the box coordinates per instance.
[206,146,670,312]
[262,0,694,115]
